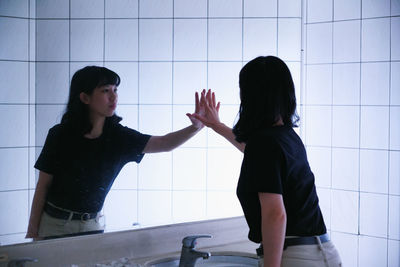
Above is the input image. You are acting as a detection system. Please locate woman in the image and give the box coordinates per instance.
[26,66,205,239]
[194,56,341,267]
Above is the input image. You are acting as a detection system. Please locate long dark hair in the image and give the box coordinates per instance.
[232,56,299,143]
[61,66,122,135]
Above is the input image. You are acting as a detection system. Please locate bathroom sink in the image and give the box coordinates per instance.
[144,252,258,267]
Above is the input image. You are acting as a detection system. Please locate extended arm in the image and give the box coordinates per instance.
[26,171,53,239]
[192,89,245,153]
[143,92,204,153]
[259,192,287,267]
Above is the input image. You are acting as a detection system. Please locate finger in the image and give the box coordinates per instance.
[195,92,200,113]
[206,89,213,107]
[212,92,216,107]
[216,102,221,112]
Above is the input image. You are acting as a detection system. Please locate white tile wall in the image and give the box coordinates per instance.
[138,152,172,190]
[172,148,206,190]
[0,17,28,60]
[36,62,69,104]
[392,62,400,105]
[0,0,28,17]
[331,190,359,234]
[305,106,332,146]
[278,19,301,61]
[360,106,389,149]
[389,195,400,240]
[391,107,400,150]
[138,190,172,226]
[333,0,361,20]
[332,148,359,191]
[36,20,69,61]
[105,62,139,104]
[306,23,332,64]
[359,236,388,267]
[389,240,400,267]
[333,20,360,63]
[244,0,277,17]
[0,191,29,235]
[35,105,65,146]
[173,19,207,61]
[306,64,332,105]
[71,0,104,18]
[0,61,28,103]
[36,0,69,18]
[207,191,243,219]
[243,18,277,61]
[307,0,332,23]
[361,18,390,62]
[331,232,358,267]
[278,0,301,17]
[307,147,331,187]
[393,0,400,16]
[172,191,206,223]
[389,151,400,196]
[103,190,138,231]
[105,0,138,18]
[360,149,388,194]
[139,19,172,60]
[139,0,172,18]
[361,62,390,105]
[71,20,104,61]
[392,17,400,60]
[332,106,359,148]
[105,19,138,61]
[360,192,388,237]
[209,19,242,61]
[138,62,172,104]
[332,63,360,105]
[173,62,207,104]
[173,0,207,18]
[0,148,28,191]
[362,0,391,18]
[0,105,29,147]
[208,0,242,18]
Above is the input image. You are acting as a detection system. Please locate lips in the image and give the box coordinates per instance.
[109,103,116,110]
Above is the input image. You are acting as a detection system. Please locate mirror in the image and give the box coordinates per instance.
[0,1,302,245]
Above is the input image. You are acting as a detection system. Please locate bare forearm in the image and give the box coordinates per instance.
[26,187,47,237]
[212,122,245,152]
[144,125,202,153]
[262,213,286,267]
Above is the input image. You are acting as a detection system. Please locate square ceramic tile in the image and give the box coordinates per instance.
[29,62,35,103]
[360,192,388,237]
[333,20,360,63]
[334,0,361,20]
[173,62,207,105]
[36,20,69,61]
[138,62,172,104]
[115,105,138,130]
[207,105,240,147]
[207,148,243,191]
[29,19,35,61]
[360,106,389,149]
[306,23,333,64]
[243,18,277,61]
[0,0,28,17]
[392,17,400,60]
[105,62,139,104]
[173,148,206,190]
[103,189,137,231]
[209,18,242,61]
[138,190,172,226]
[331,190,359,234]
[361,18,390,62]
[305,106,332,146]
[332,106,359,148]
[173,19,207,61]
[0,61,28,103]
[389,240,400,267]
[360,149,388,194]
[112,162,138,189]
[174,0,207,17]
[389,151,400,195]
[206,191,243,219]
[70,20,104,61]
[172,105,207,148]
[307,147,331,188]
[359,236,387,267]
[36,62,69,104]
[209,0,242,17]
[105,0,138,18]
[0,148,28,190]
[391,107,400,150]
[332,63,360,105]
[306,64,332,105]
[244,0,277,17]
[316,188,331,229]
[36,0,69,18]
[138,152,172,190]
[389,195,400,239]
[332,148,359,191]
[139,19,172,60]
[0,105,28,147]
[393,0,400,15]
[0,191,28,235]
[331,232,358,267]
[71,0,104,18]
[138,105,172,135]
[362,0,390,18]
[391,62,400,105]
[307,0,332,23]
[0,17,28,61]
[208,62,242,105]
[173,191,206,223]
[278,18,301,61]
[278,0,301,17]
[105,19,138,61]
[139,0,172,18]
[29,104,35,145]
[286,62,301,104]
[35,104,65,147]
[361,62,390,105]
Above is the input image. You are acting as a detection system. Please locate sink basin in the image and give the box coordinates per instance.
[144,252,258,267]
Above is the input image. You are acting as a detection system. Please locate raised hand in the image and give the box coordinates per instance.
[191,89,221,130]
[186,90,206,129]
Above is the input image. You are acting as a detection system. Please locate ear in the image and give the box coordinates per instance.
[79,92,90,104]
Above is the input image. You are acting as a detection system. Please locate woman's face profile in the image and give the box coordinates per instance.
[81,84,118,118]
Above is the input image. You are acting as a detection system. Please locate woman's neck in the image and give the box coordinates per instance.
[85,116,105,139]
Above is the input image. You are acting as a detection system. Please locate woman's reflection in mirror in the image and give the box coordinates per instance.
[26,66,206,240]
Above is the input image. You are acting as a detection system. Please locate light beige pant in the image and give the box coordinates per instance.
[38,211,105,238]
[258,241,342,267]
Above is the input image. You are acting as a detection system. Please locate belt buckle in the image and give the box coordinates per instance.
[81,213,90,222]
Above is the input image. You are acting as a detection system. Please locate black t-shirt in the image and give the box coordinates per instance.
[236,125,326,243]
[35,123,151,213]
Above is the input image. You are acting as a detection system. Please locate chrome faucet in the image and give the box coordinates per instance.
[7,257,38,267]
[178,235,212,267]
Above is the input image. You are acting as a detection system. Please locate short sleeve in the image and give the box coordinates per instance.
[34,127,61,174]
[117,126,151,163]
[242,137,284,194]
